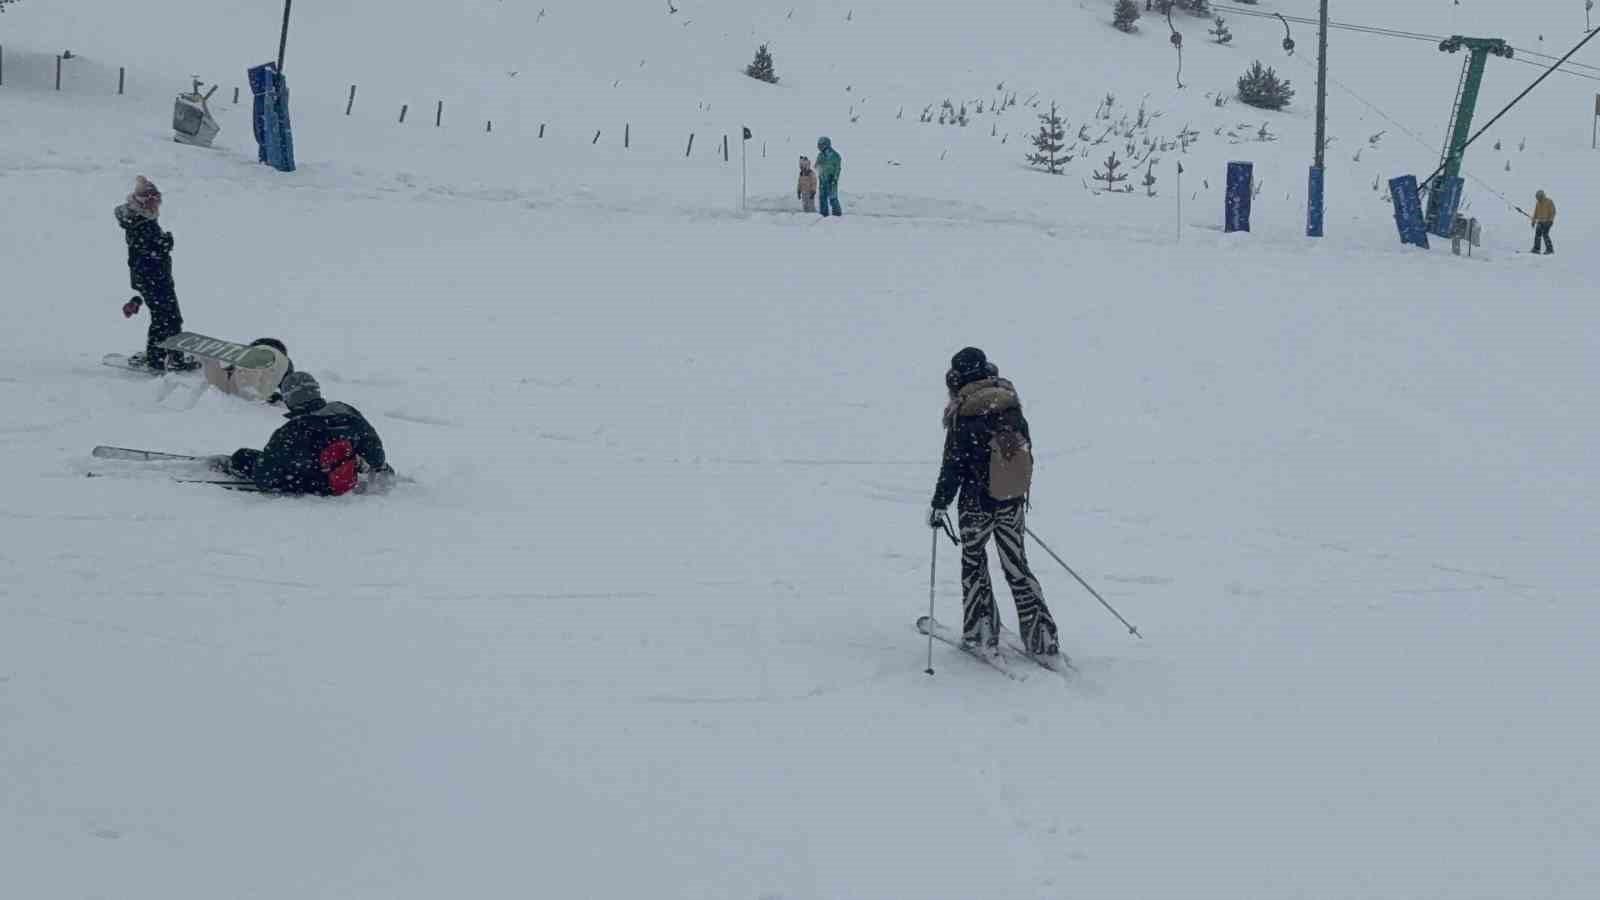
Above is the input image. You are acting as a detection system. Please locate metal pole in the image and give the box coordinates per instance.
[1025,526,1143,639]
[1176,162,1183,242]
[1307,0,1329,238]
[925,528,938,675]
[1315,0,1328,168]
[741,137,748,212]
[277,0,293,72]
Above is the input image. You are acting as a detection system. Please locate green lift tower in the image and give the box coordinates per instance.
[1426,36,1514,236]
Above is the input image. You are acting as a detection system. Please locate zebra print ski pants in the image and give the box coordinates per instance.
[960,503,1058,654]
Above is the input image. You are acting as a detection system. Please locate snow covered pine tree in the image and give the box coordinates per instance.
[1026,102,1068,174]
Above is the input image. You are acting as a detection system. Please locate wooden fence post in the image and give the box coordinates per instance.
[56,55,62,91]
[722,134,729,162]
[685,133,695,157]
[399,104,409,123]
[624,123,630,148]
[592,129,601,144]
[435,100,443,127]
[118,67,125,95]
[233,86,240,104]
[486,120,493,133]
[346,85,356,115]
[539,123,546,138]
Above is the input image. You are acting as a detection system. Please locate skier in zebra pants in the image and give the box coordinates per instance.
[927,347,1060,657]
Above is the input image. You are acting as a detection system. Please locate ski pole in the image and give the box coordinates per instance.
[926,526,938,675]
[1025,526,1143,639]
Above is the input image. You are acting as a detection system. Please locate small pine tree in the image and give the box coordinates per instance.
[1142,161,1158,197]
[1209,15,1232,44]
[1027,102,1068,175]
[745,44,779,84]
[1237,61,1294,111]
[1114,0,1141,32]
[1093,151,1129,191]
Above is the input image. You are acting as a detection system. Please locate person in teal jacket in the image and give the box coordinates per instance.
[815,136,843,217]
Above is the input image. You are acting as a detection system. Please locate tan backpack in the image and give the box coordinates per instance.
[987,408,1033,501]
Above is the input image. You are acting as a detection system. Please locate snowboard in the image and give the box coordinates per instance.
[158,332,279,369]
[102,353,202,375]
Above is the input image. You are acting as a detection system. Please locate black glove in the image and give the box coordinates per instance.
[927,507,949,529]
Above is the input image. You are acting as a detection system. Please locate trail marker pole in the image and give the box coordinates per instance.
[277,0,293,72]
[925,528,938,675]
[1307,0,1328,238]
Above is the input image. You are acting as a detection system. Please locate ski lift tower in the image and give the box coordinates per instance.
[1426,36,1513,236]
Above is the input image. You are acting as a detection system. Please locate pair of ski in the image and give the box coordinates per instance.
[916,616,1073,682]
[88,445,261,491]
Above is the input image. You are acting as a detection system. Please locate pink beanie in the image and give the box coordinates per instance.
[128,176,162,215]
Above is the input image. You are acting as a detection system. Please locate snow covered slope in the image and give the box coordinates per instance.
[2,2,1598,898]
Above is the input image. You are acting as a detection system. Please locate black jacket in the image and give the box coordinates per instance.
[254,399,387,495]
[115,204,175,299]
[932,377,1032,512]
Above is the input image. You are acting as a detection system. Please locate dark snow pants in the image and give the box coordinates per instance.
[141,288,185,368]
[818,180,842,217]
[1532,222,1554,254]
[959,502,1058,654]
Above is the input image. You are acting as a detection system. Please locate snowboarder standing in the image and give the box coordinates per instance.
[115,176,194,371]
[815,137,843,217]
[225,373,390,496]
[1531,190,1556,255]
[928,347,1059,656]
[797,156,818,213]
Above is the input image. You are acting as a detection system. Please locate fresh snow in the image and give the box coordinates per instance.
[2,1,1598,897]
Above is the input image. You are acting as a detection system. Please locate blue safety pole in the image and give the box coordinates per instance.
[1307,166,1325,237]
[1225,162,1253,233]
[1388,175,1429,248]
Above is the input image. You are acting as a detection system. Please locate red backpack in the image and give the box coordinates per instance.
[318,439,359,496]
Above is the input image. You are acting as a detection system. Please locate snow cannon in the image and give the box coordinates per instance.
[173,78,221,148]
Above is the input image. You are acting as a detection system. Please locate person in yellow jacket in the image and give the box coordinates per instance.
[1531,190,1556,255]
